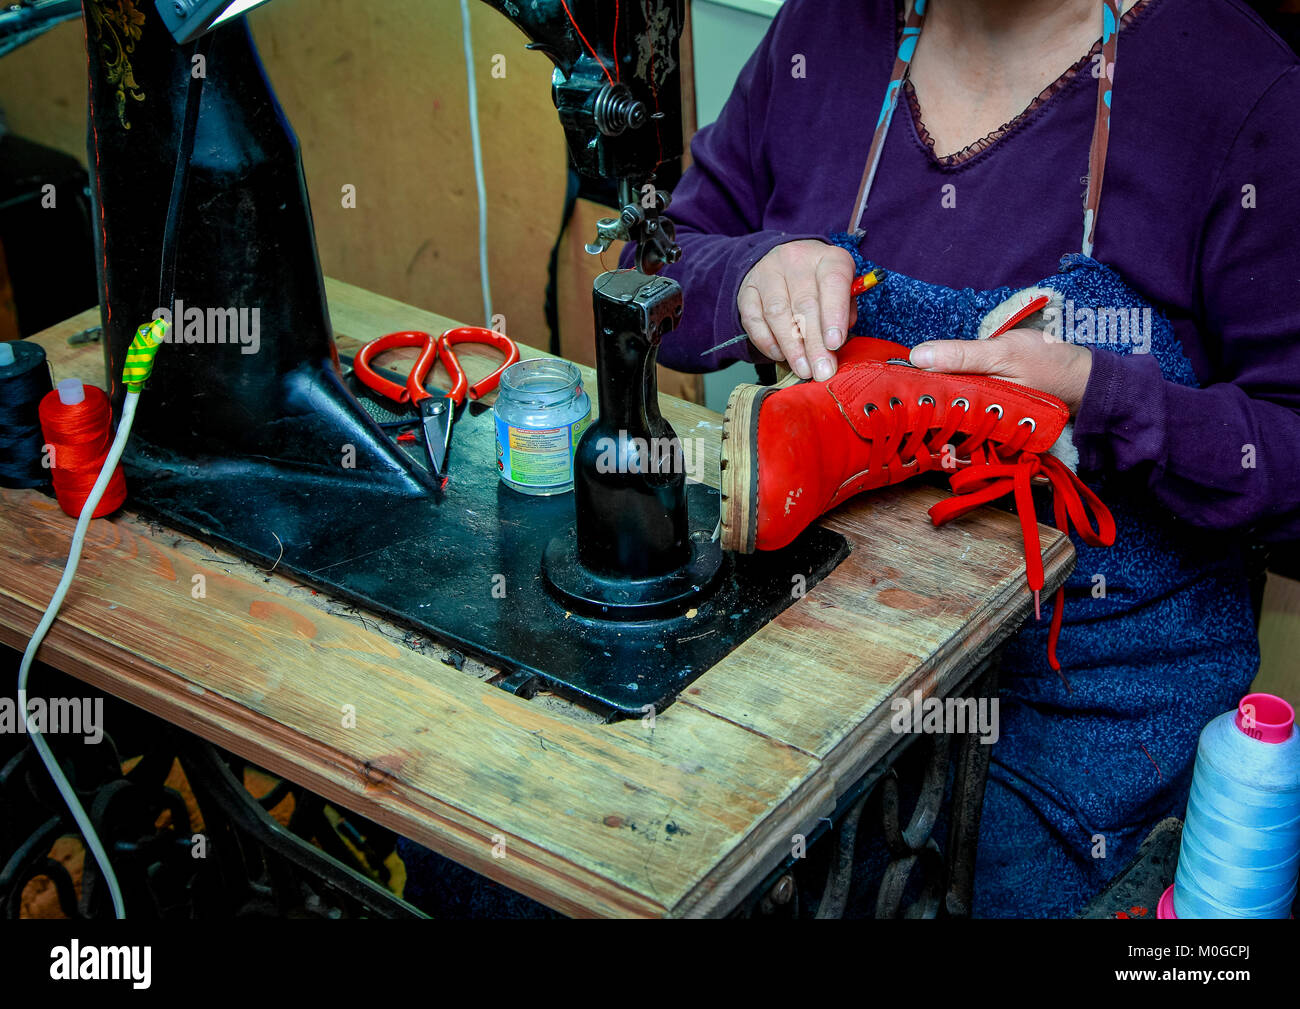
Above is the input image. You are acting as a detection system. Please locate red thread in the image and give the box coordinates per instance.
[1140,742,1163,780]
[38,385,127,518]
[612,1,620,81]
[560,1,616,86]
[598,246,637,276]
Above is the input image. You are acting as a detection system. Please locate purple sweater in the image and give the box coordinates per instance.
[644,0,1300,541]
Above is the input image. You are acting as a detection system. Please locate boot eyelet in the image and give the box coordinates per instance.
[951,397,970,411]
[863,402,879,416]
[986,403,1004,418]
[1019,417,1036,432]
[889,397,903,409]
[918,395,935,407]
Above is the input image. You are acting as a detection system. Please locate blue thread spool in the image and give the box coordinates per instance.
[1159,693,1300,918]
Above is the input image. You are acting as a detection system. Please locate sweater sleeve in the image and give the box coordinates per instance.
[618,4,827,372]
[1072,66,1300,542]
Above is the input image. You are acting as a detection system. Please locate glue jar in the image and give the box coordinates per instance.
[493,359,591,495]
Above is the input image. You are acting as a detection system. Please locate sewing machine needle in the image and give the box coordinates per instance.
[697,333,752,356]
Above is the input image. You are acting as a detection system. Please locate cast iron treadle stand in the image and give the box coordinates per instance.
[0,675,419,919]
[733,655,1002,919]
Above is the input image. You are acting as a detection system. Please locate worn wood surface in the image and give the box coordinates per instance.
[0,280,1073,917]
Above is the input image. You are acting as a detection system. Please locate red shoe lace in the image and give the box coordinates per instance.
[865,395,1116,687]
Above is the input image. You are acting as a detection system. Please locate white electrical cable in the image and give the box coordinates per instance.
[459,0,493,327]
[17,388,139,919]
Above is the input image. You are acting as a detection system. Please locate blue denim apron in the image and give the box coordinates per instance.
[839,1,1259,916]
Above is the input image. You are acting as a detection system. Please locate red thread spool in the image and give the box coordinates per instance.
[38,381,127,518]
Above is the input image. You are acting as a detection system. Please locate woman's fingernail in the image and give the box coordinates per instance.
[793,357,809,378]
[814,358,833,382]
[911,344,935,368]
[825,327,843,350]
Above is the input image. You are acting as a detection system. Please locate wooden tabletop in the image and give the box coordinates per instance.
[0,279,1073,917]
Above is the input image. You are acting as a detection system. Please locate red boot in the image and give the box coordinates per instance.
[719,335,1115,675]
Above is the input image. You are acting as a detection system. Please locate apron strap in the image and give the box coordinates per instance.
[848,0,927,236]
[848,0,1121,259]
[1083,1,1122,257]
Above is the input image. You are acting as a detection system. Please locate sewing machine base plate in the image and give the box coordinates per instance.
[122,384,850,718]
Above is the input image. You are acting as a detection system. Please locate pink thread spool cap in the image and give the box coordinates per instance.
[1234,692,1295,744]
[1157,884,1177,919]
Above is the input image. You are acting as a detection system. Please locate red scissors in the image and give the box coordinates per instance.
[354,326,519,479]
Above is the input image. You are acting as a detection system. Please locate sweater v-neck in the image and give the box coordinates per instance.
[897,0,1160,169]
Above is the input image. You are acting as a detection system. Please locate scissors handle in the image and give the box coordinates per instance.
[438,326,521,404]
[354,330,440,405]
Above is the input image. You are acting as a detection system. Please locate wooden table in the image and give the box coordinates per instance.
[0,280,1073,918]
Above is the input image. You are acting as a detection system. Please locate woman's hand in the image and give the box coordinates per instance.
[909,329,1094,416]
[737,240,858,381]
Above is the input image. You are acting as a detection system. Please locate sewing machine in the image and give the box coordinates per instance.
[55,0,846,715]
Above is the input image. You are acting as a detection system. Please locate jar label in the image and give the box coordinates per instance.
[495,411,591,488]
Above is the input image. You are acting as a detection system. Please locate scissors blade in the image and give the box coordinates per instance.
[420,397,453,478]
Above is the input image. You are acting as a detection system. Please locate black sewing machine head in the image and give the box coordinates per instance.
[481,0,685,274]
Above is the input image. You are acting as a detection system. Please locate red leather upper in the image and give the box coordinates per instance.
[749,336,1115,680]
[753,338,1069,551]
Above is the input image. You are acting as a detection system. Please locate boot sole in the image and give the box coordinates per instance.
[720,367,803,554]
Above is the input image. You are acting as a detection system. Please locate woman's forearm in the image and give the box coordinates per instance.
[1073,350,1300,540]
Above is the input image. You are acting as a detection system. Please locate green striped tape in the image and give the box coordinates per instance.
[122,318,167,392]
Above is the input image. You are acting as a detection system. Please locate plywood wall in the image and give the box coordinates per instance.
[242,0,566,346]
[0,0,700,401]
[0,19,86,167]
